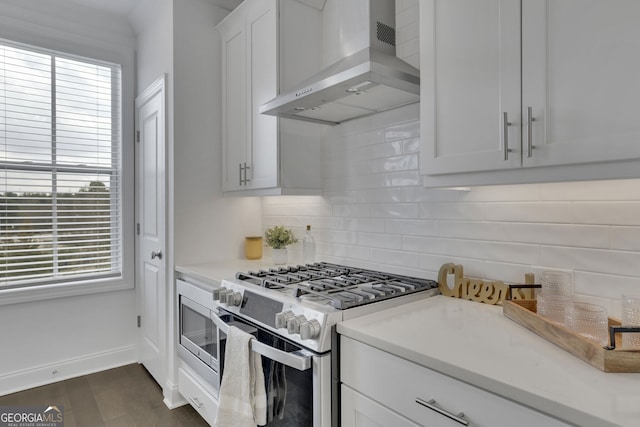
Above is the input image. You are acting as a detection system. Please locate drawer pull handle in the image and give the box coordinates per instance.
[190,396,203,408]
[416,398,469,426]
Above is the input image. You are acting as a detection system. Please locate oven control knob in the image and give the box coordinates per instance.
[218,288,232,304]
[227,291,243,306]
[287,314,307,334]
[275,310,294,329]
[212,287,224,301]
[300,319,321,340]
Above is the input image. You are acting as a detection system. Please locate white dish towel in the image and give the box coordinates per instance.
[214,326,267,427]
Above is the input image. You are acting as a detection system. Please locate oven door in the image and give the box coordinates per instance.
[212,308,332,427]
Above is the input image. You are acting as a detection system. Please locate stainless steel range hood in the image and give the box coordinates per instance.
[259,0,419,126]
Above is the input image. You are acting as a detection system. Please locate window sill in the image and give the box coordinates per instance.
[0,276,134,306]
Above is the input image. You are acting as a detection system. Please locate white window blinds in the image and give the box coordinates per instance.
[0,40,122,289]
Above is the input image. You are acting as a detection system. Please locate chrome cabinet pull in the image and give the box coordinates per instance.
[527,106,536,158]
[238,162,251,185]
[503,112,513,161]
[243,162,251,183]
[415,398,470,426]
[189,396,203,408]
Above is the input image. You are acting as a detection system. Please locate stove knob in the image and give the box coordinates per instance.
[212,287,224,301]
[275,310,294,329]
[300,319,321,340]
[218,288,232,304]
[227,292,243,306]
[287,314,307,334]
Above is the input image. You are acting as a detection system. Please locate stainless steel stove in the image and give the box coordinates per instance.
[217,262,440,353]
[178,262,439,427]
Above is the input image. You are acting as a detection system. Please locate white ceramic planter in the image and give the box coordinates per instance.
[271,248,288,265]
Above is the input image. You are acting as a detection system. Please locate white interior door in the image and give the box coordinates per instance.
[135,76,166,387]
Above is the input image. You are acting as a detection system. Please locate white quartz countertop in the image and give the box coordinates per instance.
[337,296,640,427]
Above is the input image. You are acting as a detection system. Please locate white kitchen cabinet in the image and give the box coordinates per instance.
[218,0,325,196]
[342,385,420,427]
[340,336,574,427]
[420,0,640,187]
[178,366,217,426]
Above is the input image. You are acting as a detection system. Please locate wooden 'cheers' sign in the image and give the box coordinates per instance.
[438,263,535,305]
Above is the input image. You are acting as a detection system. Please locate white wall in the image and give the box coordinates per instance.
[173,0,262,266]
[0,0,137,395]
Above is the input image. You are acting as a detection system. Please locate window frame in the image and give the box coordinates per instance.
[0,18,135,306]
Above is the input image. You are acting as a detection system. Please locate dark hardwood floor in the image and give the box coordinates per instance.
[0,363,209,427]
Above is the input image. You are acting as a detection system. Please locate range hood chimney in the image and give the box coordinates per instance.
[259,0,419,126]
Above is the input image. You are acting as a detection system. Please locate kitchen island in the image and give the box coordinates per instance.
[337,295,640,427]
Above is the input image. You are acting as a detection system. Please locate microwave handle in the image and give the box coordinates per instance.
[211,311,313,371]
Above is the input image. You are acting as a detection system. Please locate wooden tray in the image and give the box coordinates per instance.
[503,299,640,373]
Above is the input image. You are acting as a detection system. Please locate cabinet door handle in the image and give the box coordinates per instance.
[243,162,251,183]
[239,163,244,185]
[503,112,513,161]
[415,398,470,426]
[527,106,536,158]
[189,396,203,408]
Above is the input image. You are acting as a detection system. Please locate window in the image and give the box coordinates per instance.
[0,39,122,290]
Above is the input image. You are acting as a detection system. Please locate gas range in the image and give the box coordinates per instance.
[216,262,439,353]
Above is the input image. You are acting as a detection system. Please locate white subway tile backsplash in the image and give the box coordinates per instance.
[386,218,438,237]
[457,241,541,265]
[261,104,640,309]
[541,179,640,201]
[571,202,640,226]
[509,223,610,249]
[371,248,419,268]
[438,220,511,242]
[345,218,386,233]
[333,203,371,218]
[402,236,461,256]
[611,227,640,251]
[541,246,640,277]
[484,202,573,223]
[369,154,418,173]
[358,232,402,250]
[420,202,485,221]
[371,203,419,219]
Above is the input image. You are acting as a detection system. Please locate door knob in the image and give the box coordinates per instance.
[151,250,163,260]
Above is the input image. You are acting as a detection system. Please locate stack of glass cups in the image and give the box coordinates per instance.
[537,271,571,325]
[564,302,609,346]
[622,294,640,349]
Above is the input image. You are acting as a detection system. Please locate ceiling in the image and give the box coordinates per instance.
[67,0,244,17]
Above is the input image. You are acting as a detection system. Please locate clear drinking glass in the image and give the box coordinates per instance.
[537,293,570,325]
[540,270,571,296]
[565,302,609,346]
[621,294,640,349]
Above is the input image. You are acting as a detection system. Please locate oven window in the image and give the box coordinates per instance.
[182,304,216,358]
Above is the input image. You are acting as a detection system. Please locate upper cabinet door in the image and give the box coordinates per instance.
[522,0,640,168]
[420,0,521,175]
[246,1,278,190]
[220,15,248,192]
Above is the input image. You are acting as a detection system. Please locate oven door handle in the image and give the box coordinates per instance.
[211,312,313,371]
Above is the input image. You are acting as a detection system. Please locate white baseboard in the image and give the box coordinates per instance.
[163,380,187,409]
[0,345,136,396]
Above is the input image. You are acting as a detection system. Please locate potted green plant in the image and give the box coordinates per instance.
[264,225,298,264]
